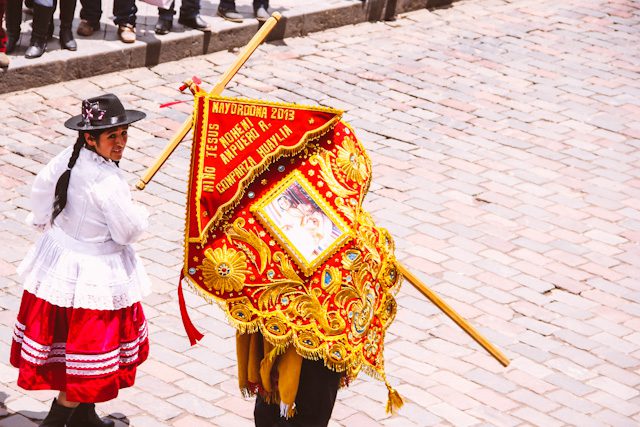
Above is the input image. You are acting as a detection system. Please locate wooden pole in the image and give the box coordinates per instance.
[397,263,510,367]
[136,12,282,190]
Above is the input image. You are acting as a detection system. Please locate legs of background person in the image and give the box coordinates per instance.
[253,0,269,10]
[217,0,242,22]
[112,0,135,27]
[179,0,199,21]
[253,0,269,21]
[25,2,53,58]
[113,0,136,42]
[5,0,23,53]
[154,0,174,34]
[58,0,77,49]
[177,0,208,30]
[157,0,174,22]
[0,0,9,67]
[77,0,101,35]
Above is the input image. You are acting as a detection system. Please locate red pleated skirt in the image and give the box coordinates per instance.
[10,291,149,402]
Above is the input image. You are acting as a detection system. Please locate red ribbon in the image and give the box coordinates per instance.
[178,272,204,345]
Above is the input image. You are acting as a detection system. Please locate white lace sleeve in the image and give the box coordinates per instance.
[96,174,149,245]
[29,146,73,228]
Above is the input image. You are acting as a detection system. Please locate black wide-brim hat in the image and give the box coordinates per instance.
[64,93,146,131]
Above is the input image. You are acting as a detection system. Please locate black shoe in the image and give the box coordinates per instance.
[5,0,22,53]
[66,403,114,427]
[217,8,243,23]
[40,398,75,427]
[178,15,210,31]
[60,27,77,50]
[25,39,46,58]
[6,35,19,54]
[154,18,172,35]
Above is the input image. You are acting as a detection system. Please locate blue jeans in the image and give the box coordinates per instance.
[79,0,137,26]
[158,0,200,20]
[218,0,269,12]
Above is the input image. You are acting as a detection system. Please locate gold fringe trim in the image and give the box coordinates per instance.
[180,275,397,411]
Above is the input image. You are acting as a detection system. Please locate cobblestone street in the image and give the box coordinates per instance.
[1,0,640,425]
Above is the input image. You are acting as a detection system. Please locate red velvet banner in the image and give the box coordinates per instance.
[181,94,401,385]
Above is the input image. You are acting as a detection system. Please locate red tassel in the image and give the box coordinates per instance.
[178,272,204,345]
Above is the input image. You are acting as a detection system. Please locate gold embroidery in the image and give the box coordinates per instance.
[226,218,271,274]
[200,245,250,292]
[309,149,356,198]
[336,135,368,184]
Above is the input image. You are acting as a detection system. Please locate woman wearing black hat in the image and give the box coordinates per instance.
[10,94,151,427]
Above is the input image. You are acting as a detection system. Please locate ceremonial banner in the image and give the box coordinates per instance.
[182,93,403,402]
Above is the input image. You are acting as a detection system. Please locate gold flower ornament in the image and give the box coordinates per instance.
[201,244,250,292]
[336,136,368,184]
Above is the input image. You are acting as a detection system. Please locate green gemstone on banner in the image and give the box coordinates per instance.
[188,267,196,275]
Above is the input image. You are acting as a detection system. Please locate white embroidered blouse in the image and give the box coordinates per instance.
[18,145,152,310]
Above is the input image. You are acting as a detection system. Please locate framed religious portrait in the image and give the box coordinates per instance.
[251,170,351,275]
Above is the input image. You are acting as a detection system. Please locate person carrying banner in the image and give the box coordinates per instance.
[10,93,152,427]
[175,95,404,426]
[238,333,343,427]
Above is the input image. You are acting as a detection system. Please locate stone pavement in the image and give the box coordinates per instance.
[0,0,445,94]
[1,0,640,425]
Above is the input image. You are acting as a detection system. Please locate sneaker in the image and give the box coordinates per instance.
[117,24,136,43]
[217,8,243,23]
[77,19,100,36]
[254,6,269,22]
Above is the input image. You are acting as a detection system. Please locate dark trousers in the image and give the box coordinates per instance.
[254,358,342,427]
[219,0,269,12]
[79,0,137,26]
[158,0,200,21]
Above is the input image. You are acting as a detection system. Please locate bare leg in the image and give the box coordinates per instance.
[57,391,80,408]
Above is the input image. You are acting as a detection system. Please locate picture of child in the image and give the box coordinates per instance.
[264,182,342,263]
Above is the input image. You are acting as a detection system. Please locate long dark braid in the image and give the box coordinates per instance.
[51,130,101,224]
[51,136,84,224]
